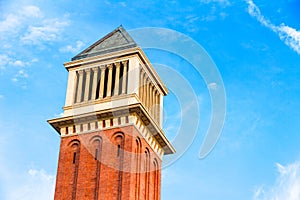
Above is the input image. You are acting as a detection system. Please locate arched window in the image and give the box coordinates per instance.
[112,132,125,200]
[90,136,102,200]
[144,148,150,200]
[69,140,80,200]
[153,158,159,200]
[135,137,142,200]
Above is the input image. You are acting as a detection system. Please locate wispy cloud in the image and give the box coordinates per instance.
[246,0,300,54]
[0,4,69,86]
[119,2,127,7]
[21,18,70,45]
[0,5,43,37]
[253,161,300,200]
[0,54,38,70]
[200,0,230,7]
[0,54,10,70]
[0,5,42,33]
[54,112,64,118]
[196,0,230,23]
[59,40,85,54]
[5,168,55,200]
[12,70,29,83]
[208,82,218,90]
[0,5,70,46]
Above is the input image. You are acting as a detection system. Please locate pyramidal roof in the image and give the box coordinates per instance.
[72,25,137,61]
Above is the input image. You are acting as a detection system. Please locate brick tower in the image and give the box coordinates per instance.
[48,26,175,200]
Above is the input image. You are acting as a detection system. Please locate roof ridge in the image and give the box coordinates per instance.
[72,26,137,61]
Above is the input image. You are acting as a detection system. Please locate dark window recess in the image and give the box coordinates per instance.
[95,79,100,99]
[73,152,77,164]
[117,145,121,157]
[95,149,98,160]
[119,64,124,95]
[111,64,116,96]
[103,68,109,98]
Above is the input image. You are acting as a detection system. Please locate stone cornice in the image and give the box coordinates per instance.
[48,103,175,155]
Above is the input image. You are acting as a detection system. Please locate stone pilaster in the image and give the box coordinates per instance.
[121,60,128,94]
[115,62,121,95]
[76,70,84,103]
[84,68,91,101]
[107,64,113,97]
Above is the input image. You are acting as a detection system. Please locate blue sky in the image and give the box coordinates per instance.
[1,0,300,199]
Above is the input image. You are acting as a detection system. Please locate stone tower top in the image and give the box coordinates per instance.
[48,26,175,155]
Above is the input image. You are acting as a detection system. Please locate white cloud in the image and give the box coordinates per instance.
[54,112,64,118]
[0,4,64,86]
[21,5,43,18]
[0,4,69,83]
[253,161,300,200]
[0,14,21,34]
[12,70,29,83]
[208,82,218,90]
[186,15,200,24]
[12,60,26,67]
[119,2,127,7]
[0,5,43,35]
[59,40,85,54]
[0,54,37,70]
[0,54,10,70]
[0,5,69,46]
[21,18,70,45]
[200,0,230,6]
[5,168,55,200]
[277,25,300,54]
[193,0,230,23]
[17,70,29,78]
[246,0,300,54]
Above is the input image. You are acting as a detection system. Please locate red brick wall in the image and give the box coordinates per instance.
[54,125,162,200]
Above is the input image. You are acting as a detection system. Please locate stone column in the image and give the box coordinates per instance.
[152,88,156,118]
[114,62,121,96]
[99,65,106,99]
[143,74,147,106]
[70,71,78,104]
[149,84,153,114]
[158,93,161,124]
[107,64,113,97]
[139,70,143,101]
[146,78,150,109]
[155,91,159,122]
[140,71,144,103]
[153,91,157,121]
[84,68,91,101]
[76,70,84,103]
[121,60,128,94]
[91,67,99,100]
[152,86,155,115]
